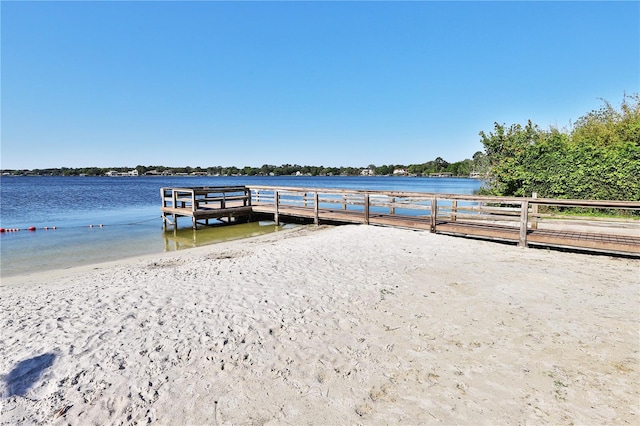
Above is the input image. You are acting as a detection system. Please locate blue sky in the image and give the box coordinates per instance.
[2,1,638,170]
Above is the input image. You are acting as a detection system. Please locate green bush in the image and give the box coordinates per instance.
[480,94,640,201]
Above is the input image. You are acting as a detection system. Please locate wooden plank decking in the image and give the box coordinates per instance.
[251,202,640,255]
[435,220,640,255]
[251,203,435,230]
[161,185,640,257]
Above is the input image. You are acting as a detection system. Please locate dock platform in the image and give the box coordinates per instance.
[160,186,252,230]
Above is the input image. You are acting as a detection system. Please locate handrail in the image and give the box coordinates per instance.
[247,185,640,209]
[160,186,251,230]
[247,185,639,250]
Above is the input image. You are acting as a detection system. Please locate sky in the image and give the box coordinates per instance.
[1,1,638,170]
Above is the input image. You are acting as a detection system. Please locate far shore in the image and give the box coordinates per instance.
[1,224,638,424]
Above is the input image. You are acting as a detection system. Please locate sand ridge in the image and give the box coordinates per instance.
[1,224,638,424]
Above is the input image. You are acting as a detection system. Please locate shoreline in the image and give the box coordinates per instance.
[0,224,303,286]
[1,224,638,424]
[0,220,288,279]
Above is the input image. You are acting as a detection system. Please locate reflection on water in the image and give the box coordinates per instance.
[1,176,481,277]
[0,220,295,278]
[162,221,288,251]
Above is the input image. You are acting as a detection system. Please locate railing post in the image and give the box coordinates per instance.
[342,194,347,210]
[274,190,280,226]
[314,192,319,225]
[430,197,437,233]
[451,200,457,222]
[191,190,197,230]
[390,197,395,215]
[364,193,370,224]
[531,192,538,230]
[519,200,529,247]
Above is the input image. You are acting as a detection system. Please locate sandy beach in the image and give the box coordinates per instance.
[1,224,638,425]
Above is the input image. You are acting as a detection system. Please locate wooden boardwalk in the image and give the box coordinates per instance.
[161,185,640,257]
[435,220,640,255]
[251,203,640,256]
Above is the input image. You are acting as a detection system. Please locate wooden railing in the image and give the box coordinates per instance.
[160,186,251,230]
[161,186,251,212]
[248,185,640,254]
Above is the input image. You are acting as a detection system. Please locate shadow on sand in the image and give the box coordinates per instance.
[2,352,57,398]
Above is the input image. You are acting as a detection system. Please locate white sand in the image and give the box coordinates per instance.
[1,224,638,425]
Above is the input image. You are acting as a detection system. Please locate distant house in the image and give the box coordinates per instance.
[393,168,408,176]
[469,171,489,179]
[361,168,375,176]
[105,169,138,177]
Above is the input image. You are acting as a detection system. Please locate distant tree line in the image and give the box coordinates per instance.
[480,93,639,201]
[1,155,490,178]
[6,94,636,204]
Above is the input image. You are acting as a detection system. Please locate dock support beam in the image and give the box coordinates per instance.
[531,193,538,230]
[430,197,437,233]
[274,190,280,226]
[519,200,529,248]
[364,194,370,224]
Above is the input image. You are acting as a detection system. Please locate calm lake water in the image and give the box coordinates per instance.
[0,175,482,277]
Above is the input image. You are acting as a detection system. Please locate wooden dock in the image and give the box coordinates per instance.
[161,185,640,257]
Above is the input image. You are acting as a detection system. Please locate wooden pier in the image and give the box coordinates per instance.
[161,185,640,257]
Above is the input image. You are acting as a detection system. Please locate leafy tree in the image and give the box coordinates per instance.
[447,159,473,176]
[572,93,640,146]
[242,166,257,176]
[375,164,393,175]
[480,94,640,200]
[434,157,449,173]
[472,151,490,175]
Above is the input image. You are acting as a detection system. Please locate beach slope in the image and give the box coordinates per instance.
[1,224,638,424]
